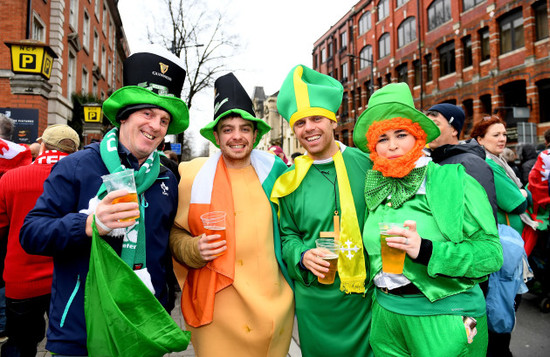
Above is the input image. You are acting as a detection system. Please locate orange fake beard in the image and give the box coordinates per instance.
[367,118,427,178]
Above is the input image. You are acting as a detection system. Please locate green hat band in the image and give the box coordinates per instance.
[277,65,343,128]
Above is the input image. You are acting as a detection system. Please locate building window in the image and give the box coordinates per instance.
[69,0,78,30]
[328,42,333,58]
[108,59,112,86]
[92,80,98,96]
[379,32,390,58]
[534,1,549,41]
[109,20,115,49]
[67,51,76,96]
[321,48,327,63]
[480,94,492,115]
[398,17,416,47]
[462,35,473,68]
[397,63,408,84]
[479,27,490,61]
[82,67,89,94]
[102,2,108,34]
[425,54,433,82]
[413,60,421,86]
[95,0,100,19]
[341,92,349,118]
[32,13,46,42]
[93,31,99,64]
[378,0,390,21]
[83,11,90,50]
[499,9,524,54]
[359,11,371,35]
[359,46,373,70]
[341,31,347,50]
[342,62,348,82]
[397,0,408,7]
[101,46,106,77]
[463,0,484,12]
[313,54,318,69]
[438,41,456,76]
[428,0,451,31]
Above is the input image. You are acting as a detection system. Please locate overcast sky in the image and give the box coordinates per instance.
[117,0,357,148]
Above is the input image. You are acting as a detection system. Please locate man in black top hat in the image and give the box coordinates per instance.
[20,46,190,355]
[169,73,295,356]
[427,103,498,222]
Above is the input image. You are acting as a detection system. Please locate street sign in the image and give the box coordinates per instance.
[5,40,58,79]
[171,143,181,155]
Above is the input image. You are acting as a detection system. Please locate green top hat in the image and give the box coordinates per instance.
[102,46,189,135]
[353,83,439,153]
[277,64,343,128]
[200,73,270,148]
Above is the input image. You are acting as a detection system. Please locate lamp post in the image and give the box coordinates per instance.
[346,53,375,95]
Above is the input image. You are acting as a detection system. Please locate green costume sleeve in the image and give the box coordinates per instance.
[279,196,317,285]
[488,159,527,213]
[428,173,503,279]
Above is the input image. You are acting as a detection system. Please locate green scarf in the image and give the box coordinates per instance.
[98,128,159,269]
[365,166,427,210]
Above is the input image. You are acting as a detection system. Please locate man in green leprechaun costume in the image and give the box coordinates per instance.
[271,64,373,356]
[354,83,503,356]
[170,73,294,356]
[20,46,190,356]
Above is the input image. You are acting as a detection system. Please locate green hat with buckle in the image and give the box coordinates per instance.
[200,73,270,148]
[353,83,439,153]
[277,64,343,128]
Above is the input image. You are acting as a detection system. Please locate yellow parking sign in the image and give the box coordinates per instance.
[4,40,58,79]
[83,104,102,123]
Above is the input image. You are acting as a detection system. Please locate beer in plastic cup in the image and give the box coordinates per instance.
[200,211,227,256]
[315,238,340,284]
[101,169,140,221]
[379,222,406,274]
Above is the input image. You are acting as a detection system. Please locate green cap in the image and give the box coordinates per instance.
[353,83,440,153]
[277,65,343,128]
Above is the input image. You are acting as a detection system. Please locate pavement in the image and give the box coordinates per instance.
[25,292,550,356]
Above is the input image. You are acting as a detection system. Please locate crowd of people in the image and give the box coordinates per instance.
[0,45,547,357]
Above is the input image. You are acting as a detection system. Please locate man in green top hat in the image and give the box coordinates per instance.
[271,64,373,357]
[20,46,191,355]
[170,72,294,356]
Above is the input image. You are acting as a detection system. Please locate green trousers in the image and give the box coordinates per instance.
[370,301,488,356]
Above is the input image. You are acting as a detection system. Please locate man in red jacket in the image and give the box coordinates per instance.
[0,124,79,357]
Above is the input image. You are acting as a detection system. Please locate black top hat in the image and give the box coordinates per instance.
[200,73,270,148]
[102,46,190,135]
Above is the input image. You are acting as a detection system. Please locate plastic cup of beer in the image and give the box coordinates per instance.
[315,238,340,285]
[379,222,406,274]
[200,211,227,256]
[101,169,139,221]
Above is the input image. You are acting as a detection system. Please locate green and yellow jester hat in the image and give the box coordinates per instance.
[277,64,343,128]
[200,73,270,148]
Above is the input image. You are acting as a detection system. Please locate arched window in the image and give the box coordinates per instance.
[359,11,372,35]
[379,33,390,58]
[378,0,390,21]
[428,0,451,31]
[398,17,416,47]
[359,46,373,69]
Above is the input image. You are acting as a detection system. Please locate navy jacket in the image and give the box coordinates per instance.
[20,143,179,356]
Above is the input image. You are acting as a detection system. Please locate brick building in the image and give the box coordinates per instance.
[0,0,129,146]
[312,0,550,146]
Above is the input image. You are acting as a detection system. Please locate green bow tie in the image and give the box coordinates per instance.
[365,166,428,210]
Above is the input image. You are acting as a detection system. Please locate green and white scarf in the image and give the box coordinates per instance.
[97,128,160,269]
